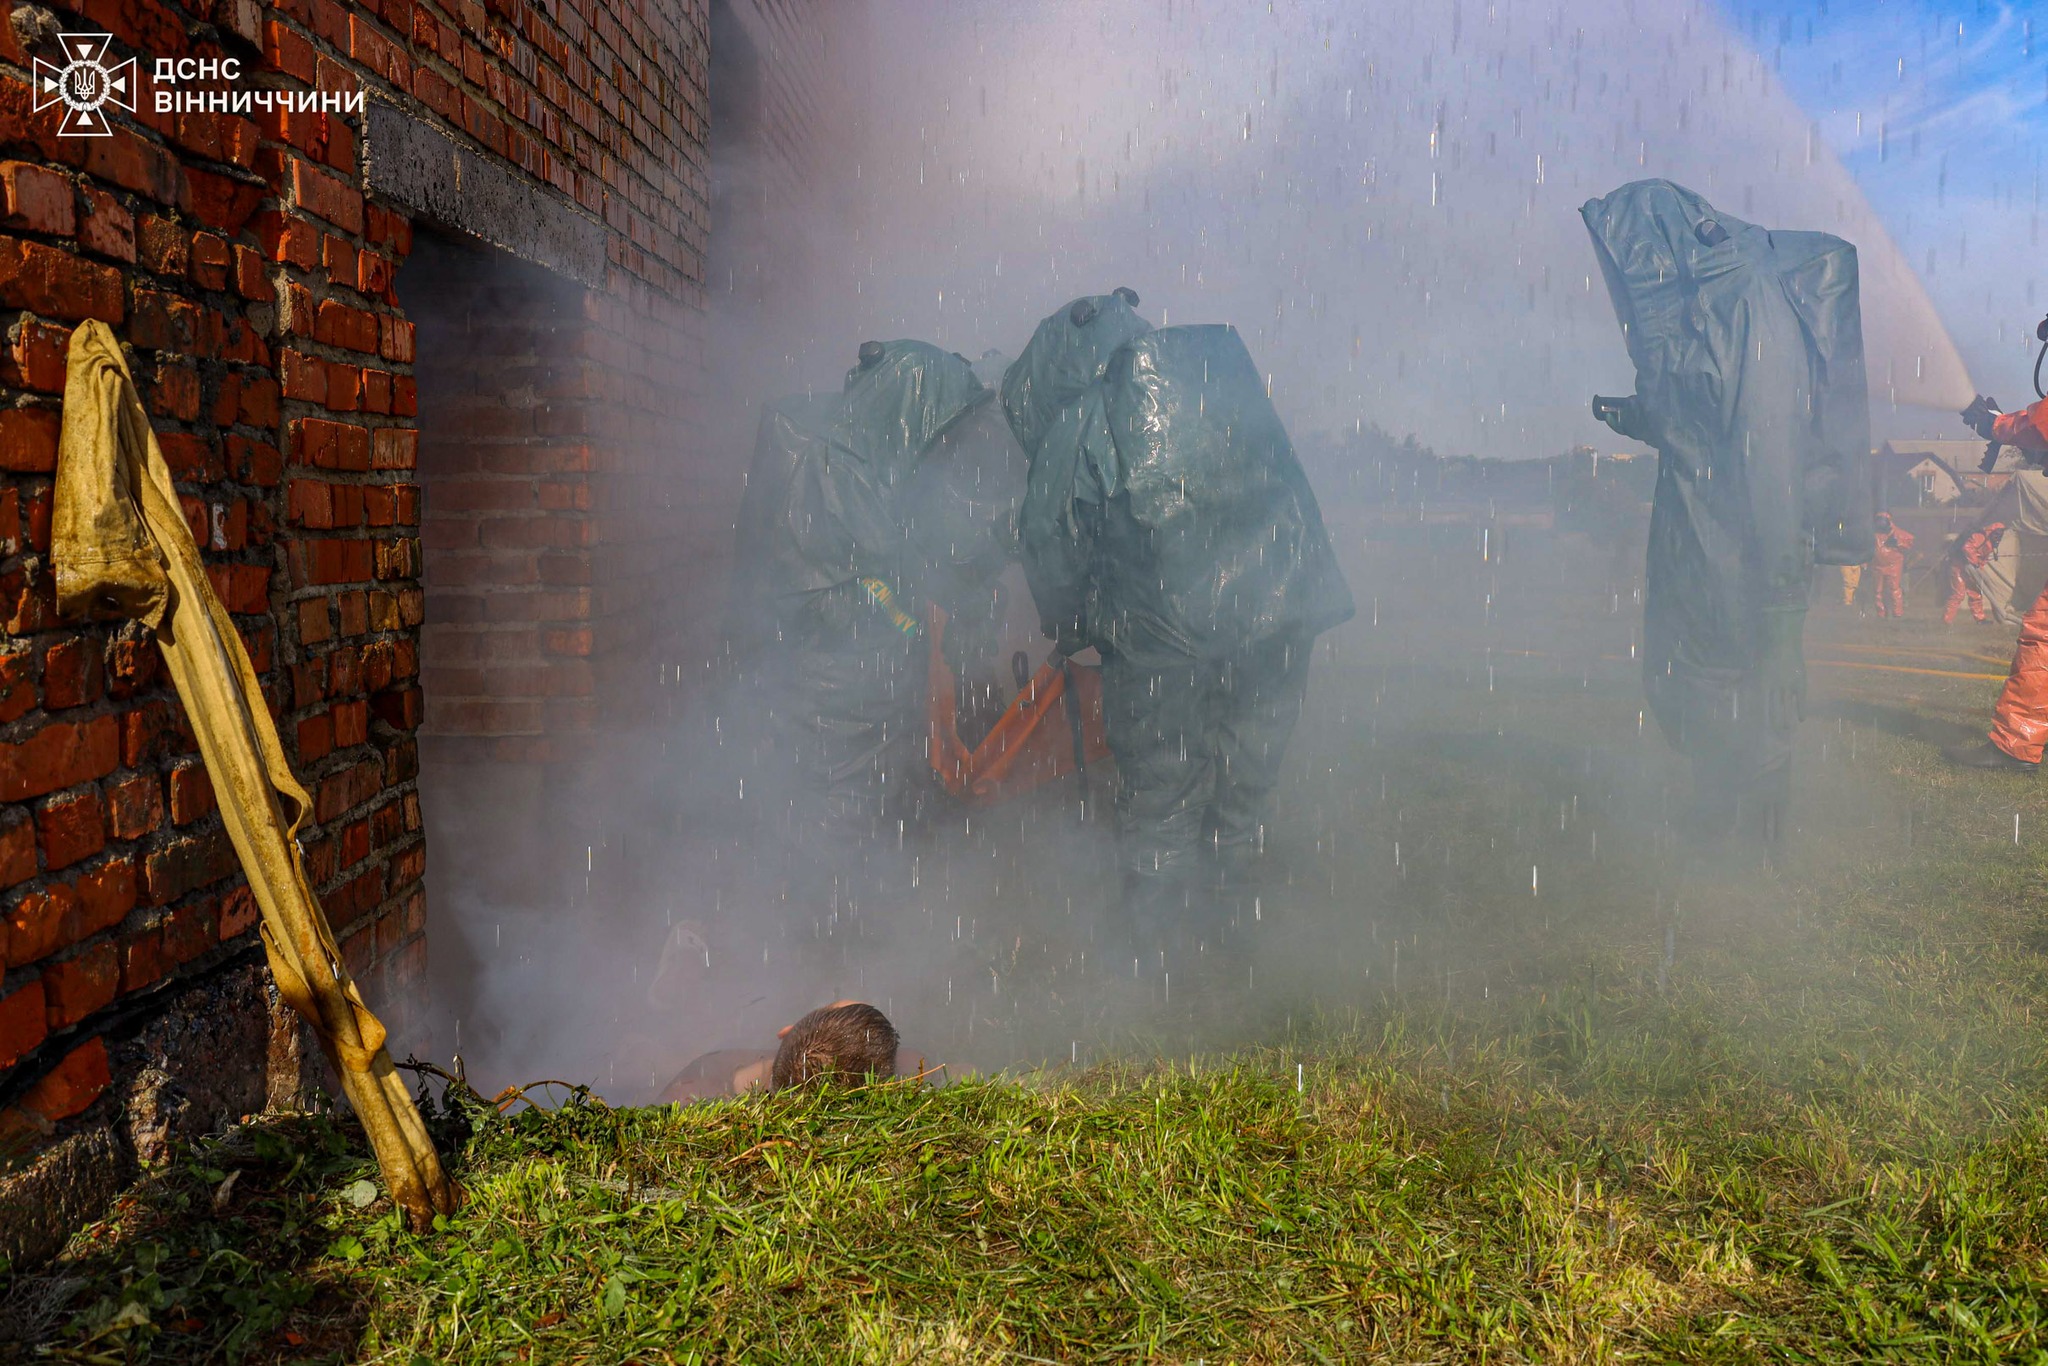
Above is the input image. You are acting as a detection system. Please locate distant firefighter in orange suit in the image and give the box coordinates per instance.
[1943,522,2005,625]
[1870,512,1913,618]
[1949,391,2048,771]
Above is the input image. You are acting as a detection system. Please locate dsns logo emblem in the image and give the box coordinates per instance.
[33,34,136,137]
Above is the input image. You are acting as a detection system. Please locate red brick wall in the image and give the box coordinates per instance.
[0,0,730,1163]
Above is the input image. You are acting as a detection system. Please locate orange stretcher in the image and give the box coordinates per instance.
[926,604,1112,806]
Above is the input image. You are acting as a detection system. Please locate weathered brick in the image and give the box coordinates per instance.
[374,907,402,962]
[287,477,334,528]
[292,537,374,586]
[296,596,334,645]
[296,710,333,763]
[79,130,177,206]
[253,211,320,269]
[328,646,360,695]
[122,701,173,769]
[9,1035,111,1133]
[159,430,224,480]
[117,927,163,994]
[330,483,364,527]
[4,882,75,967]
[332,698,369,748]
[0,235,123,323]
[0,808,33,889]
[40,638,102,710]
[130,287,202,353]
[73,856,137,937]
[378,314,415,363]
[148,361,203,422]
[292,416,370,470]
[160,897,219,966]
[233,243,271,301]
[103,772,163,842]
[42,941,118,1027]
[205,562,272,615]
[103,637,159,701]
[264,19,318,83]
[337,591,369,636]
[0,162,73,236]
[0,406,58,472]
[389,842,425,891]
[4,319,70,393]
[291,159,364,234]
[0,646,34,722]
[218,885,258,939]
[0,716,121,802]
[229,434,283,486]
[76,185,135,262]
[370,427,416,470]
[36,788,106,873]
[142,829,237,906]
[3,560,59,634]
[186,234,228,293]
[360,368,391,418]
[339,923,374,979]
[168,762,215,826]
[181,168,267,236]
[136,215,188,273]
[0,978,46,1069]
[324,360,362,411]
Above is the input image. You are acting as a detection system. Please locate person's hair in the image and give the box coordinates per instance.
[771,1003,899,1090]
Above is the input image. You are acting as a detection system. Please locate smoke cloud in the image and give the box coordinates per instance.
[424,0,2007,1099]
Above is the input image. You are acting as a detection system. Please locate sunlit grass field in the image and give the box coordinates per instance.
[10,522,2048,1362]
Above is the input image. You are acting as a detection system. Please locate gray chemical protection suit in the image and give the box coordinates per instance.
[729,342,1003,837]
[1001,295,1354,930]
[1582,180,1870,837]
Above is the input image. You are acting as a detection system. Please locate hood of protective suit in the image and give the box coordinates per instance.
[837,340,990,489]
[999,291,1152,458]
[1090,324,1355,654]
[1581,179,1870,566]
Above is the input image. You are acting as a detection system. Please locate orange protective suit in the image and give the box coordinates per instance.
[1987,399,2048,761]
[1871,519,1914,617]
[1944,522,2005,624]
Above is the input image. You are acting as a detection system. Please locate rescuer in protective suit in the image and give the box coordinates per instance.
[1000,289,1354,956]
[1871,512,1914,617]
[1944,521,2005,625]
[727,340,1013,837]
[1948,392,2048,771]
[1584,180,1870,841]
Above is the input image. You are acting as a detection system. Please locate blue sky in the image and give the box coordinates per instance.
[1730,0,2048,406]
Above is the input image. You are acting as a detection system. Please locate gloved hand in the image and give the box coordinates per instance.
[1591,394,1653,442]
[1961,394,2003,441]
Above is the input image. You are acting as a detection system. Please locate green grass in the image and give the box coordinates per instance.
[11,530,2048,1363]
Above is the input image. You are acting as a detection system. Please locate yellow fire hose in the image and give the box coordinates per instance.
[52,321,456,1230]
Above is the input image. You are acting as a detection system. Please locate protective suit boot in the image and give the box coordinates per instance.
[1944,741,2039,774]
